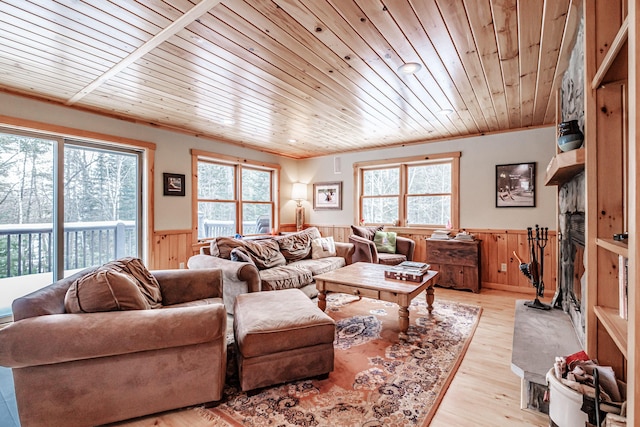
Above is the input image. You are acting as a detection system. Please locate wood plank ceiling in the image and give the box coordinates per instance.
[0,0,579,159]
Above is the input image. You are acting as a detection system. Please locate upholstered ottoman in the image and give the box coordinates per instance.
[233,288,336,391]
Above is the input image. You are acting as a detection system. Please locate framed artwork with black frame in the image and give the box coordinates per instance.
[313,181,342,210]
[495,162,536,208]
[163,173,185,196]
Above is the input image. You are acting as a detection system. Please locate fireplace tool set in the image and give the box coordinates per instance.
[513,224,551,310]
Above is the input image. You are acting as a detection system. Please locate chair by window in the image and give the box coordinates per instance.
[348,225,415,266]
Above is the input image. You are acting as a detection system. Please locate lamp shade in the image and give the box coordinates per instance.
[291,182,307,201]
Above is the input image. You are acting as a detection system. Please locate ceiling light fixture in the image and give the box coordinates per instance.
[397,62,422,75]
[438,108,453,115]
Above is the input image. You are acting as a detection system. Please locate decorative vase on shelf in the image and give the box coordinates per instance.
[557,120,584,152]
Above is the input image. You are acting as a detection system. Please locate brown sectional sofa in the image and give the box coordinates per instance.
[0,261,227,427]
[188,227,354,314]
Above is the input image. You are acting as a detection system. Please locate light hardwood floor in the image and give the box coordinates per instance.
[112,288,550,427]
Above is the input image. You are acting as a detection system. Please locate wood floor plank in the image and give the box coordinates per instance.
[110,288,549,427]
[430,288,548,426]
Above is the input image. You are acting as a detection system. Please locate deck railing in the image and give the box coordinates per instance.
[2,217,271,278]
[0,221,137,278]
[199,217,271,239]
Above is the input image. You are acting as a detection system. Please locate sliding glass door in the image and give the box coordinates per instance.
[63,142,141,275]
[0,129,143,317]
[0,131,56,288]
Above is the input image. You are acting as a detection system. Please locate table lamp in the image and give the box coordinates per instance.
[291,182,307,231]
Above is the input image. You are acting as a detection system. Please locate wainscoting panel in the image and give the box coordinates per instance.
[305,225,557,295]
[152,225,556,295]
[468,229,557,294]
[150,230,193,270]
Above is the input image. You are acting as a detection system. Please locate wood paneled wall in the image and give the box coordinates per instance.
[304,224,557,295]
[149,229,193,270]
[463,229,557,294]
[151,224,557,296]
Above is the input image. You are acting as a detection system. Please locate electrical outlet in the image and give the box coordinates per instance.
[179,262,185,269]
[500,263,507,272]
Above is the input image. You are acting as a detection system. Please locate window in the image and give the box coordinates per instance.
[0,128,144,315]
[356,152,460,228]
[193,150,279,239]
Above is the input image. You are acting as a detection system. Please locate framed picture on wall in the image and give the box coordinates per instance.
[495,162,536,208]
[313,181,342,210]
[163,173,185,196]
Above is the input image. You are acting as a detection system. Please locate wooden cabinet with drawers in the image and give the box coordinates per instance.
[424,239,481,293]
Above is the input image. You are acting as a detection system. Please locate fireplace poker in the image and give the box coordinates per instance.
[519,224,551,310]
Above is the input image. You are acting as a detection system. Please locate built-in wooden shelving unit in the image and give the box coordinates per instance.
[585,0,637,422]
[591,16,628,90]
[544,147,585,186]
[595,238,629,258]
[593,306,628,359]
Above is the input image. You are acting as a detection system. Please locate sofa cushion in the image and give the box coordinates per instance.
[210,237,245,260]
[289,257,346,276]
[64,269,150,313]
[351,224,384,241]
[163,297,224,309]
[374,231,397,253]
[234,289,335,358]
[241,239,287,270]
[275,227,321,261]
[311,236,336,259]
[259,265,314,291]
[100,257,162,308]
[377,252,407,265]
[230,247,255,265]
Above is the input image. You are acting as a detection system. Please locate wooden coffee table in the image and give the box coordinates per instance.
[314,262,438,335]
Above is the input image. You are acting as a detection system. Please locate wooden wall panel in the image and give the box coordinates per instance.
[307,225,557,295]
[151,225,556,296]
[464,228,557,294]
[150,230,193,270]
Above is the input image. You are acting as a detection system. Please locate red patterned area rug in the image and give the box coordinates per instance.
[198,293,482,426]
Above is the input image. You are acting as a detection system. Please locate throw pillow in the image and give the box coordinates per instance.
[65,269,150,313]
[275,227,321,261]
[311,236,336,259]
[374,231,397,253]
[101,257,162,309]
[210,236,245,260]
[351,224,384,241]
[241,239,287,270]
[230,247,255,265]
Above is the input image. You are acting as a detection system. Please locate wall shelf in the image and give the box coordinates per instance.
[593,306,628,359]
[544,147,585,186]
[595,238,629,258]
[591,16,628,90]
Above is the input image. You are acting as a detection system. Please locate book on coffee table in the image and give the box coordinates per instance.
[384,262,430,282]
[396,261,430,271]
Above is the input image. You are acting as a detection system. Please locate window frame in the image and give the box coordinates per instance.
[354,152,460,229]
[191,149,280,240]
[0,126,147,281]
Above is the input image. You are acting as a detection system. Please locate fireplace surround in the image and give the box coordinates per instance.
[557,172,586,346]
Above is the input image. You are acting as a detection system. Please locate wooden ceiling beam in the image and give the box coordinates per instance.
[65,0,222,105]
